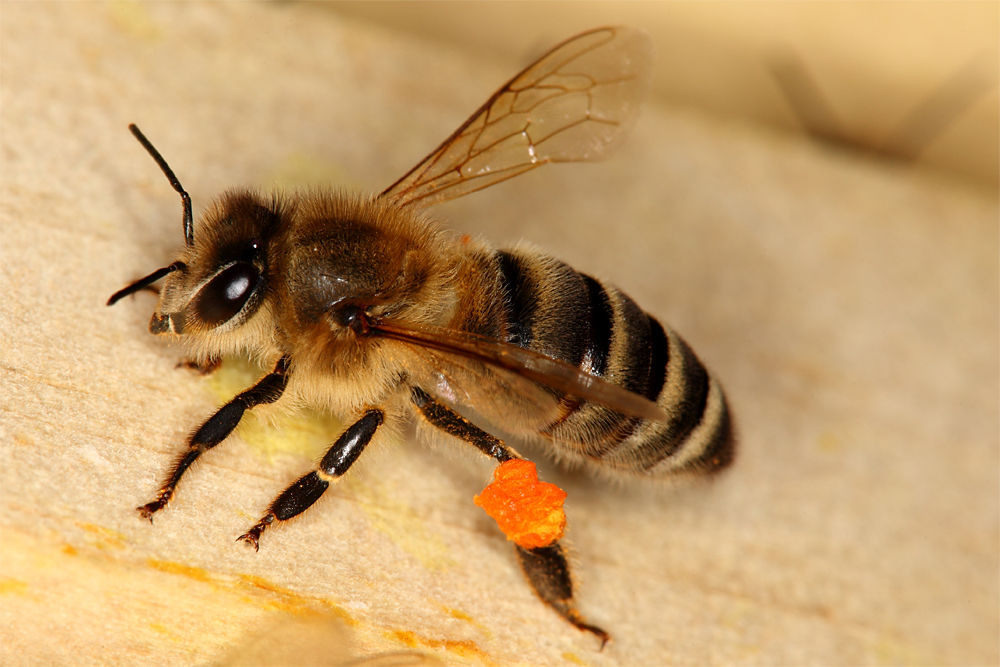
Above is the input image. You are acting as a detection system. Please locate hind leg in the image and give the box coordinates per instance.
[411,387,609,645]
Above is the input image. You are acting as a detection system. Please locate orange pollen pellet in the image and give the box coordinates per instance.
[473,459,567,549]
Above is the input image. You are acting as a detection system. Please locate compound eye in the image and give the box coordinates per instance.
[191,262,261,327]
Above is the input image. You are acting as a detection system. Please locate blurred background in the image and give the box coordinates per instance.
[332,1,999,193]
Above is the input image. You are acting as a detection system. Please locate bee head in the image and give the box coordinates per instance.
[108,126,287,355]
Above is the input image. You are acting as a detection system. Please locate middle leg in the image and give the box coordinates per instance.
[238,409,384,549]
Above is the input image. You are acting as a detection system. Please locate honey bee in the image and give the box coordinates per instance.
[109,27,733,646]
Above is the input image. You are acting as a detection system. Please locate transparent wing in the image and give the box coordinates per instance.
[371,319,667,422]
[400,345,567,433]
[380,27,653,209]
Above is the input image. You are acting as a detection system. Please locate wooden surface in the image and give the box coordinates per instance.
[1,4,997,666]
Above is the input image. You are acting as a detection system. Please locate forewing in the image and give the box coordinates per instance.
[371,319,668,422]
[401,345,566,432]
[380,27,653,209]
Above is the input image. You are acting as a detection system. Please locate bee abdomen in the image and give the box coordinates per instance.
[494,247,733,476]
[606,324,734,475]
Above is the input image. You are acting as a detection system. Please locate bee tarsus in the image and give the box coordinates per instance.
[517,544,610,649]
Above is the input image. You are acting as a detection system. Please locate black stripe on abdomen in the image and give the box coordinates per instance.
[610,290,651,396]
[540,273,618,439]
[580,274,614,377]
[680,392,734,473]
[643,316,669,402]
[663,335,711,454]
[544,274,621,432]
[582,307,664,449]
[497,250,537,348]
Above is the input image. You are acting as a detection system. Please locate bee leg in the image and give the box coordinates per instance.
[411,388,608,644]
[410,387,518,462]
[137,356,290,521]
[176,355,223,375]
[237,409,384,550]
[517,543,610,648]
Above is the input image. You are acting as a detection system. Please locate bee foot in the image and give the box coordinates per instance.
[136,495,170,522]
[237,514,273,552]
[236,531,260,552]
[176,356,222,375]
[571,617,610,650]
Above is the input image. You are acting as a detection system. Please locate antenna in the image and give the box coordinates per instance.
[128,124,194,247]
[106,261,184,306]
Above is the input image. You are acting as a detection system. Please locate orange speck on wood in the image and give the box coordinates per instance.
[474,459,567,549]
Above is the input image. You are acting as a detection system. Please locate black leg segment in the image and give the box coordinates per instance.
[137,356,290,520]
[238,409,384,550]
[517,543,610,648]
[410,387,518,463]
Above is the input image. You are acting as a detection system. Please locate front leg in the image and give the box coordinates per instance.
[237,409,384,550]
[410,386,609,645]
[137,356,290,520]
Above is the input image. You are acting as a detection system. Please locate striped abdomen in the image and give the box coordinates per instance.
[489,245,733,476]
